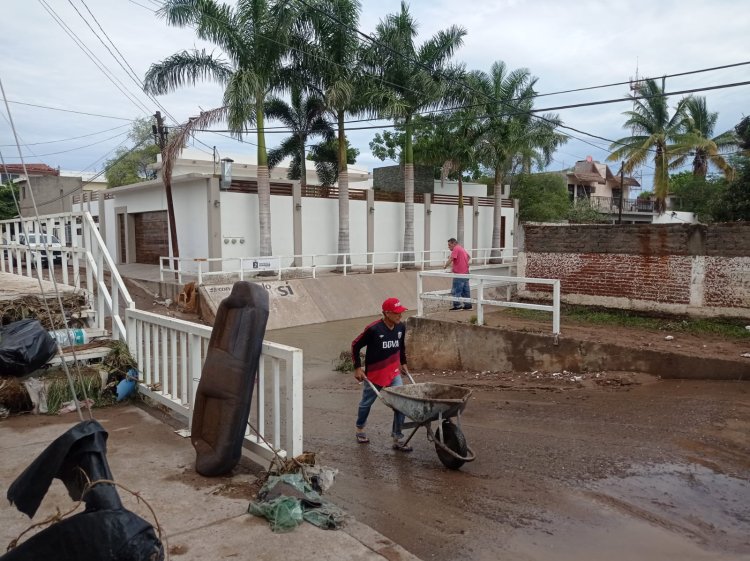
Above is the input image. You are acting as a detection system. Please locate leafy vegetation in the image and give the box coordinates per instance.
[0,181,19,220]
[104,118,160,187]
[510,173,569,222]
[332,350,354,372]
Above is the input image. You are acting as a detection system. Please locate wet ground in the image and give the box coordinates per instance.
[265,315,750,561]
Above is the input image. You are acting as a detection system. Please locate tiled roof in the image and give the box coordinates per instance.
[1,163,59,176]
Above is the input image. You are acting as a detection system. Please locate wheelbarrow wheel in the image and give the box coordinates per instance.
[435,420,467,470]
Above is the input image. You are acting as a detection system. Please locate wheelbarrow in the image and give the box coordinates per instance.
[365,375,476,469]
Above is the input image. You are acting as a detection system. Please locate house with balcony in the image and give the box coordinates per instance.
[562,158,694,224]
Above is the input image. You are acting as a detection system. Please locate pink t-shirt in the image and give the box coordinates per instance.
[450,244,470,274]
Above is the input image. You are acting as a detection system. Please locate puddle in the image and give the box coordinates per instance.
[508,463,750,561]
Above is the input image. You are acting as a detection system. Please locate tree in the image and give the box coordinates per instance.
[307,138,359,186]
[714,156,750,221]
[673,96,736,179]
[104,118,160,187]
[411,111,482,246]
[669,170,727,222]
[608,78,689,213]
[735,115,750,153]
[295,0,364,264]
[144,0,290,257]
[366,1,466,264]
[0,181,19,220]
[510,173,569,222]
[266,86,334,188]
[473,61,566,256]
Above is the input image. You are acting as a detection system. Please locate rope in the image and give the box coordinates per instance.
[0,77,92,421]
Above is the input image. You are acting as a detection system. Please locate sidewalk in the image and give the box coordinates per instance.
[0,404,421,561]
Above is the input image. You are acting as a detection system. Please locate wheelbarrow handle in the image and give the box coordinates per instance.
[363,370,416,396]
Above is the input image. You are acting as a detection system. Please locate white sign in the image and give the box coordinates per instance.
[242,257,280,272]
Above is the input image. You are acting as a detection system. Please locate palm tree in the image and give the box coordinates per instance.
[293,0,363,265]
[608,78,689,213]
[265,86,334,188]
[473,62,566,257]
[366,1,466,265]
[673,96,736,179]
[413,111,480,246]
[144,0,290,257]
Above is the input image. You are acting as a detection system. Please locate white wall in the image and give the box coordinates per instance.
[433,180,487,197]
[97,176,515,270]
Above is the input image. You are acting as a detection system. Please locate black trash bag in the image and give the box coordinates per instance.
[0,319,57,377]
[1,420,164,561]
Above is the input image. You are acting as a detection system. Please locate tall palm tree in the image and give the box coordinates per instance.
[292,0,363,265]
[608,78,689,213]
[673,96,736,179]
[144,0,289,257]
[474,62,566,256]
[265,86,334,188]
[366,1,466,265]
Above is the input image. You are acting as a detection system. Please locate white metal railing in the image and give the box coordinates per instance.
[0,211,134,340]
[161,247,519,284]
[417,271,561,336]
[0,211,304,465]
[126,308,303,463]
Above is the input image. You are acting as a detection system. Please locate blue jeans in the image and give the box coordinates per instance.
[451,277,471,308]
[356,375,404,439]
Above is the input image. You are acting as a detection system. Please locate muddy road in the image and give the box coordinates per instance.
[265,316,750,561]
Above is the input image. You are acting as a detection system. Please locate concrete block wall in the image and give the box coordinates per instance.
[518,223,750,318]
[372,164,434,193]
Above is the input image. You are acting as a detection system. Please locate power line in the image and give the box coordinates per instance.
[0,123,130,147]
[72,0,182,127]
[37,0,152,115]
[1,130,129,159]
[2,99,135,121]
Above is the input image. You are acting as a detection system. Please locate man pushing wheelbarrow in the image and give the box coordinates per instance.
[352,297,414,451]
[351,297,476,469]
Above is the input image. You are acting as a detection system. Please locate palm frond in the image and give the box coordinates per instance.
[143,50,233,95]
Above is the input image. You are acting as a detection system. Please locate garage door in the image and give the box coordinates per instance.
[133,211,168,264]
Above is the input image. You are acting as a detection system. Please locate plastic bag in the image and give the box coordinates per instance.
[248,474,346,532]
[0,319,57,377]
[248,496,303,533]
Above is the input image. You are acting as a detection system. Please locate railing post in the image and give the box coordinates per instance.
[552,280,561,337]
[397,251,402,273]
[477,279,484,326]
[416,273,423,317]
[286,348,304,457]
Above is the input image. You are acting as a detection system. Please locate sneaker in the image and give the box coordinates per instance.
[463,306,473,310]
[449,307,462,311]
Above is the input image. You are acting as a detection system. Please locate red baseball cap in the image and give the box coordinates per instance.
[382,297,407,313]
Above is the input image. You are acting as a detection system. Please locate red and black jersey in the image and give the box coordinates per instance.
[351,319,407,387]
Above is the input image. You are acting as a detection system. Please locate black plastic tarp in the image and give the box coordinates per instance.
[1,420,164,561]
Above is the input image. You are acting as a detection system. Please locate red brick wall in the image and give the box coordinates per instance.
[521,223,750,316]
[525,253,692,304]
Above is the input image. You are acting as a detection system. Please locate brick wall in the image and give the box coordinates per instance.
[520,223,750,317]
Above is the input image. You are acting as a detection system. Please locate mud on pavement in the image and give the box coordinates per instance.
[266,317,750,561]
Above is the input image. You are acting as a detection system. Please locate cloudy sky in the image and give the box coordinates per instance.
[1,0,748,189]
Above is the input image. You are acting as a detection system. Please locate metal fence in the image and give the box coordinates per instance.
[417,271,561,337]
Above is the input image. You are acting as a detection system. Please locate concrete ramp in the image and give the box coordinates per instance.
[199,271,451,329]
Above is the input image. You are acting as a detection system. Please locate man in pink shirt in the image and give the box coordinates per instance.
[444,238,472,310]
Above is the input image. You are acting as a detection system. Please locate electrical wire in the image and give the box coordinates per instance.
[1,76,92,422]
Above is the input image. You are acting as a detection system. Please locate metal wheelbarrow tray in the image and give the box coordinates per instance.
[381,383,471,423]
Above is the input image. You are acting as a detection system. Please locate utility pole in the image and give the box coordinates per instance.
[618,164,624,225]
[154,111,180,278]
